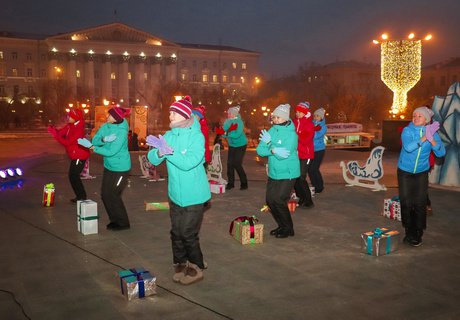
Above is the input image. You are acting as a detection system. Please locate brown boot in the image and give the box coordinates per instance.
[179,262,203,285]
[172,263,187,283]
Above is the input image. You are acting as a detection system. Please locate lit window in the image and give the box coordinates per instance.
[232,75,236,82]
[242,63,247,70]
[232,62,237,69]
[181,73,187,81]
[144,72,148,80]
[111,72,116,80]
[76,70,81,78]
[12,68,18,76]
[0,51,4,59]
[202,74,208,82]
[222,75,228,83]
[241,76,245,84]
[128,72,132,80]
[27,68,33,77]
[212,75,218,82]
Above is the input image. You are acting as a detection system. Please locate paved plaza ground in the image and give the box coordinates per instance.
[0,134,459,320]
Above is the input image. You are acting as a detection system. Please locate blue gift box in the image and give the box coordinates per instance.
[118,267,156,301]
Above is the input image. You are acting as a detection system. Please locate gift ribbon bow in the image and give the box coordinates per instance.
[367,228,392,255]
[229,216,258,244]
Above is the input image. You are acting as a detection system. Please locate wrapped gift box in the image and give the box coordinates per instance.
[145,201,169,211]
[118,267,156,301]
[361,227,400,256]
[43,183,55,207]
[383,197,401,221]
[229,216,263,245]
[288,199,297,213]
[77,200,98,235]
[209,181,226,194]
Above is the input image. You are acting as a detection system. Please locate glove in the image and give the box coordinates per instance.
[227,123,238,132]
[425,121,440,142]
[103,134,117,142]
[77,138,93,149]
[314,125,322,132]
[47,125,57,137]
[259,129,271,144]
[146,135,161,148]
[215,127,225,135]
[157,135,174,156]
[272,147,290,158]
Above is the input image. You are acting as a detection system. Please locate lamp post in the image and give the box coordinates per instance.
[373,33,432,116]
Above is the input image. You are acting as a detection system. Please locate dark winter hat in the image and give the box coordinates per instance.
[69,108,84,121]
[170,98,193,119]
[109,107,131,123]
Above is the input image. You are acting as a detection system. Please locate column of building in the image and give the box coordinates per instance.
[101,55,112,101]
[84,54,95,105]
[66,52,77,99]
[118,55,129,103]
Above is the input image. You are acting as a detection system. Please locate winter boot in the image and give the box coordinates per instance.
[172,263,188,283]
[409,230,423,247]
[179,262,204,285]
[403,228,414,244]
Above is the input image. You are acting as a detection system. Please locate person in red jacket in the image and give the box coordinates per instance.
[48,108,90,202]
[192,105,211,165]
[292,101,314,209]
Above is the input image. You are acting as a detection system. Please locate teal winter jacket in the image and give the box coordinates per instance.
[398,122,445,174]
[256,120,300,180]
[148,118,211,207]
[92,119,131,172]
[223,115,247,147]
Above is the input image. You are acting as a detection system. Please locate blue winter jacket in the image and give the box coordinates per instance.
[256,120,300,180]
[313,119,327,151]
[148,118,211,207]
[92,119,131,172]
[223,115,247,147]
[398,122,446,174]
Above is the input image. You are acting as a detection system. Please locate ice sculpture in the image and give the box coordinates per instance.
[429,82,460,187]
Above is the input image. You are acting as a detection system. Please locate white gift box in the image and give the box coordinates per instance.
[77,200,99,235]
[383,198,401,221]
[209,182,226,194]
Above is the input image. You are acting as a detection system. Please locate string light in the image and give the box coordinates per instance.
[373,33,431,115]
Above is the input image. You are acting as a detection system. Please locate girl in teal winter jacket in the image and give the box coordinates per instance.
[398,106,445,247]
[147,97,211,286]
[256,104,300,238]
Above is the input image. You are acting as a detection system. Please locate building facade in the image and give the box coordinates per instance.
[0,23,260,127]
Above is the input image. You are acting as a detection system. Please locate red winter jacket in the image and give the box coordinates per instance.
[293,115,315,160]
[54,119,90,160]
[199,118,211,163]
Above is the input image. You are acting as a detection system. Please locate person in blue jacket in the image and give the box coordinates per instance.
[308,107,327,194]
[147,97,211,286]
[223,105,248,190]
[256,104,300,238]
[398,106,445,247]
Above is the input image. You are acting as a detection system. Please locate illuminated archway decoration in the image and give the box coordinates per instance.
[374,33,431,115]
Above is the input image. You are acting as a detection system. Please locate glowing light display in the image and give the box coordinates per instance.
[373,33,430,115]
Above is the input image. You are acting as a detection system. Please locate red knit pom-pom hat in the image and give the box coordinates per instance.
[170,97,193,119]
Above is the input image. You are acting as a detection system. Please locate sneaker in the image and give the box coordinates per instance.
[409,238,422,247]
[240,184,248,190]
[106,222,118,230]
[179,263,203,285]
[172,263,188,282]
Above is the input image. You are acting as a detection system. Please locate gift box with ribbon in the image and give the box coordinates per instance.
[145,201,169,211]
[361,227,400,256]
[77,200,98,235]
[229,216,263,245]
[209,180,226,194]
[118,267,156,301]
[382,196,401,221]
[43,183,55,207]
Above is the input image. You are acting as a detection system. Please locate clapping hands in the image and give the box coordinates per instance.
[259,129,271,144]
[272,147,290,158]
[227,123,238,132]
[425,121,440,142]
[103,134,117,142]
[146,134,174,156]
[77,138,93,149]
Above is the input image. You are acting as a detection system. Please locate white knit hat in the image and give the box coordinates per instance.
[314,108,325,119]
[413,106,434,123]
[272,104,291,121]
[228,105,241,117]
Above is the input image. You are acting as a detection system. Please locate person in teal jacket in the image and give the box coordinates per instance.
[223,105,248,190]
[398,106,445,247]
[256,104,300,238]
[90,107,131,231]
[308,107,327,194]
[147,97,211,286]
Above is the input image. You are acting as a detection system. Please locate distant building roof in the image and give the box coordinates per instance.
[323,60,378,68]
[178,43,259,54]
[0,31,48,40]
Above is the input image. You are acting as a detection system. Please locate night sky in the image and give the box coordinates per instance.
[1,0,459,78]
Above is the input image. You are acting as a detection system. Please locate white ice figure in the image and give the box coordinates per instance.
[80,159,95,179]
[139,155,164,182]
[430,82,460,187]
[340,146,387,191]
[207,144,227,184]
